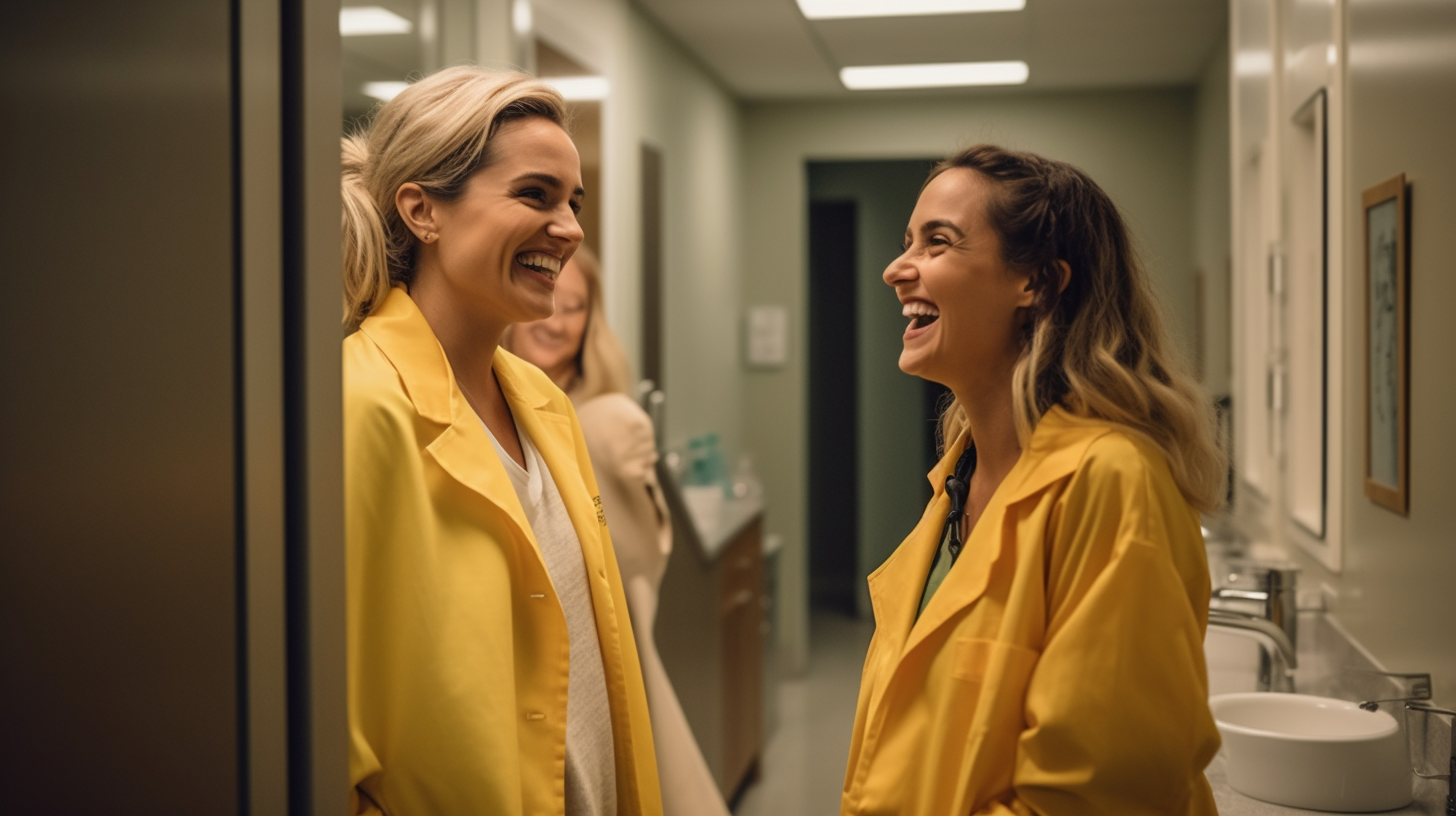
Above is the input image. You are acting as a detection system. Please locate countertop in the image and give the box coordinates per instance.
[690,491,764,559]
[1208,752,1449,814]
[657,457,765,561]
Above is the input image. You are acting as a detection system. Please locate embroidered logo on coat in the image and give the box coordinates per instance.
[592,495,607,526]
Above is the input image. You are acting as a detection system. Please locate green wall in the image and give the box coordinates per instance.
[808,160,938,617]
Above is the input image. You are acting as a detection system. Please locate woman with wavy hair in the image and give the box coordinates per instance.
[341,66,661,816]
[506,245,733,816]
[841,144,1225,816]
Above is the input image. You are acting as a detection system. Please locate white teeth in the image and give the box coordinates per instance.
[517,252,562,276]
[901,301,939,318]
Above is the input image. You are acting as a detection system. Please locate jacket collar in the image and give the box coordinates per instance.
[355,288,568,541]
[923,405,1095,509]
[357,287,554,427]
[871,406,1105,657]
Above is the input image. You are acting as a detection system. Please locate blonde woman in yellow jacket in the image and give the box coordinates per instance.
[845,144,1227,816]
[340,67,661,816]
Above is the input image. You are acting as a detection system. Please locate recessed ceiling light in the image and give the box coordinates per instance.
[512,0,533,37]
[840,61,1029,90]
[340,6,413,36]
[797,0,1024,20]
[542,76,610,101]
[362,81,410,101]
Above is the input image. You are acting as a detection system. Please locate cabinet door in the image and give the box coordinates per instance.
[720,521,764,795]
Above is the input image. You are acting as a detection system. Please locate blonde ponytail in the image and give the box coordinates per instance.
[339,66,567,331]
[341,135,392,330]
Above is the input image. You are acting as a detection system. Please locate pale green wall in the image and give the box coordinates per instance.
[1283,0,1456,705]
[534,0,745,456]
[1193,38,1233,398]
[744,89,1200,671]
[808,160,938,618]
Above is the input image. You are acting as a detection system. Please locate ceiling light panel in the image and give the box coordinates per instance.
[362,81,410,101]
[797,0,1024,20]
[542,76,610,101]
[340,6,413,36]
[840,60,1029,89]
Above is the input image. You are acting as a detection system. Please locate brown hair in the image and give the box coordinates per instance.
[341,66,567,331]
[931,144,1227,512]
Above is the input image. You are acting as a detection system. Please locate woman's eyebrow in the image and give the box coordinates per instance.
[919,219,965,237]
[905,219,966,245]
[513,172,586,198]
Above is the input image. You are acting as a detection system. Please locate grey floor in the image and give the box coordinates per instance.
[733,611,876,816]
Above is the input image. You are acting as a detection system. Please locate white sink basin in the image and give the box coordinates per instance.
[1210,693,1413,812]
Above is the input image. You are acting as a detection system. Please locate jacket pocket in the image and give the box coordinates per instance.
[950,636,1040,687]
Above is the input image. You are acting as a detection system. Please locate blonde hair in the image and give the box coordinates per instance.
[341,66,567,331]
[502,244,634,402]
[933,145,1227,512]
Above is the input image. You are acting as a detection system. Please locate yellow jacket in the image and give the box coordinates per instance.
[344,288,663,816]
[841,407,1219,816]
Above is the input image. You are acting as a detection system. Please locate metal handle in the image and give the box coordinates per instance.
[1403,702,1454,783]
[1211,588,1270,602]
[1356,672,1433,710]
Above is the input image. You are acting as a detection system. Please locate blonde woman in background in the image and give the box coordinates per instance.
[507,246,733,816]
[340,66,661,816]
[841,144,1226,815]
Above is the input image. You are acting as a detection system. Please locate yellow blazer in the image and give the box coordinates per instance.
[841,407,1219,816]
[344,288,662,816]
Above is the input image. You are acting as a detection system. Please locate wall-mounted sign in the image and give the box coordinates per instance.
[744,305,788,368]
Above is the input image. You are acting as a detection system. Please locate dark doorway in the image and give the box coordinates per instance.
[807,200,859,615]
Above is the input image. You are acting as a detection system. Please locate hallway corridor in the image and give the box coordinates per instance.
[734,612,875,816]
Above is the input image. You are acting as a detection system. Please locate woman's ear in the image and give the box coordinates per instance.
[395,182,438,242]
[1055,260,1072,294]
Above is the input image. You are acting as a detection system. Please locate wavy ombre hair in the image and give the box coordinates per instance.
[932,145,1227,512]
[341,66,567,331]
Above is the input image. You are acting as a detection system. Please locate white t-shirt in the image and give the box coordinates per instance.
[485,417,617,816]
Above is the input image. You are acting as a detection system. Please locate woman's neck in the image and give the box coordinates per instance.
[951,368,1024,488]
[407,273,505,394]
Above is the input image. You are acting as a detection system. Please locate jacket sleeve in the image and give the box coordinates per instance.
[980,433,1219,816]
[343,375,427,816]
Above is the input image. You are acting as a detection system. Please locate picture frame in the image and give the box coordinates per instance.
[1362,173,1409,515]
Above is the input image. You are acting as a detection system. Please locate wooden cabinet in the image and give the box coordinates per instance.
[718,521,764,795]
[654,472,765,802]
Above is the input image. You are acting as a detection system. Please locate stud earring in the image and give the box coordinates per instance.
[423,232,436,243]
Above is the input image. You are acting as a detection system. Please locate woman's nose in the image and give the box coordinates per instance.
[548,209,586,245]
[883,252,915,286]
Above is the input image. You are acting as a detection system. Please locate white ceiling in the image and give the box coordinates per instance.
[631,0,1228,99]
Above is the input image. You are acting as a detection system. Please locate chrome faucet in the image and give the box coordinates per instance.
[1207,563,1300,693]
[1211,564,1299,651]
[1207,608,1298,692]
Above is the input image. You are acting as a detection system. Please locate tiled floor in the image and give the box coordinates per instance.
[733,611,876,816]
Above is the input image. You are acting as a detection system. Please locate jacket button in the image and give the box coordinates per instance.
[525,711,546,721]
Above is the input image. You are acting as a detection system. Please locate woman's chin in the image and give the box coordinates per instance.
[898,348,933,379]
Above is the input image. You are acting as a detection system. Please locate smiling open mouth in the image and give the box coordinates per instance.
[903,301,940,330]
[517,252,562,280]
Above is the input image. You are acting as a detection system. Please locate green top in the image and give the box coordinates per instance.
[916,521,959,617]
[916,444,976,619]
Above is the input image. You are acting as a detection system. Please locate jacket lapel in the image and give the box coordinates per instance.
[870,408,1091,665]
[356,288,536,543]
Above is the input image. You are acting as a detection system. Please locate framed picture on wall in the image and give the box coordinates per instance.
[1362,173,1409,515]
